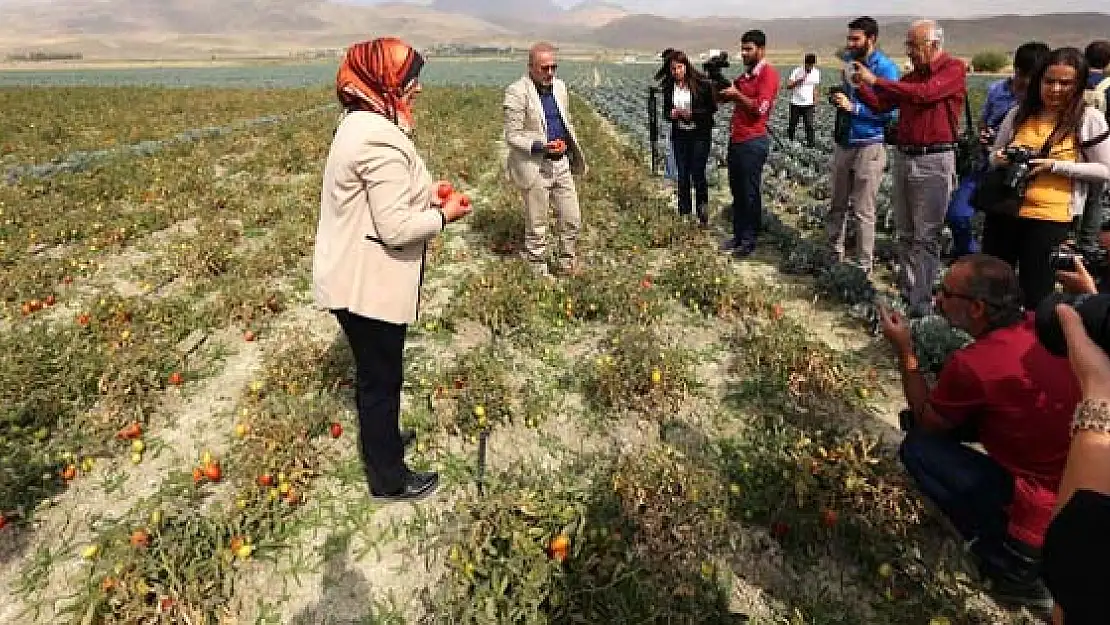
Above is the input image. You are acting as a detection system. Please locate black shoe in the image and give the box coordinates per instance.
[981,574,1054,614]
[401,429,416,448]
[732,242,756,258]
[719,237,740,252]
[371,470,439,502]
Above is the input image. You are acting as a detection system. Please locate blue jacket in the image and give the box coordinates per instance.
[837,49,900,147]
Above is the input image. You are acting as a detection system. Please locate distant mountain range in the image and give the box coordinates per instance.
[0,0,1107,61]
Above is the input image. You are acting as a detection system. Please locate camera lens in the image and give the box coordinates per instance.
[1035,292,1110,356]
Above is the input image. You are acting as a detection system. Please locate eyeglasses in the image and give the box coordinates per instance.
[933,284,976,301]
[538,63,558,72]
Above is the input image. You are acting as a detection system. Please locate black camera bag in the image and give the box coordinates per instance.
[971,122,1061,217]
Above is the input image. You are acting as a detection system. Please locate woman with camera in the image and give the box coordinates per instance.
[983,47,1110,310]
[661,50,717,225]
[313,37,472,501]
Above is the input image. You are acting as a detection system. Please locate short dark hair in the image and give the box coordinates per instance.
[804,53,817,65]
[1013,41,1050,76]
[954,254,1024,329]
[741,30,767,48]
[847,16,879,40]
[1086,40,1110,70]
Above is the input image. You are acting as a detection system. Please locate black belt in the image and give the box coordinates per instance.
[897,143,957,156]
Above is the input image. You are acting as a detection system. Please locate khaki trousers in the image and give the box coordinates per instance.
[891,150,957,310]
[827,143,887,272]
[520,157,581,270]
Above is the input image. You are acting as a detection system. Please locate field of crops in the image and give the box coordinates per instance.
[0,63,1044,624]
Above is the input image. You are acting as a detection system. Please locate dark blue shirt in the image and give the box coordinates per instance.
[982,78,1018,130]
[538,88,568,142]
[1090,70,1106,89]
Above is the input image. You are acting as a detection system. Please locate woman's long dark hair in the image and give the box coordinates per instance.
[1013,47,1090,148]
[661,50,707,87]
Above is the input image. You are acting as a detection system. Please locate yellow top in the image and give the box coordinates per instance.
[1014,116,1077,222]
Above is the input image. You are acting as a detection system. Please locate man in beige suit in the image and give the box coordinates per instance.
[503,42,588,276]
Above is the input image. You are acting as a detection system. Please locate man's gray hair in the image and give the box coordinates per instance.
[911,19,945,48]
[529,42,557,65]
[955,254,1024,329]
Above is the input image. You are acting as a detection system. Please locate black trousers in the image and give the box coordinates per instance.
[788,104,816,147]
[981,213,1070,310]
[333,309,408,494]
[671,134,711,216]
[727,136,771,246]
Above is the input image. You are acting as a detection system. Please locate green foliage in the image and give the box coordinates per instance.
[971,50,1009,73]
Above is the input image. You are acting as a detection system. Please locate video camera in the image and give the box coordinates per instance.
[702,50,732,91]
[1000,146,1036,193]
[1036,292,1110,357]
[1050,244,1110,274]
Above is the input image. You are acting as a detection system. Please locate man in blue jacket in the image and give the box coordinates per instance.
[945,42,1050,258]
[826,16,899,274]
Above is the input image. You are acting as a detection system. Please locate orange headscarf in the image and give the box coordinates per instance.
[336,38,425,134]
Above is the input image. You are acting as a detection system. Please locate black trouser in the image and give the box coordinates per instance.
[727,136,771,246]
[981,213,1071,310]
[333,309,408,494]
[671,134,711,217]
[788,104,816,147]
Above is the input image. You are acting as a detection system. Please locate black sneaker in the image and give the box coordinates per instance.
[371,470,439,502]
[981,573,1054,614]
[732,242,756,258]
[401,429,416,448]
[719,237,740,252]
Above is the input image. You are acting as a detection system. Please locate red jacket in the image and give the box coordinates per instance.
[856,52,967,146]
[729,60,780,144]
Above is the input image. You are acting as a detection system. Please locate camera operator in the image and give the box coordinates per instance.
[981,47,1110,310]
[661,50,717,225]
[946,42,1051,259]
[879,253,1080,611]
[717,30,780,258]
[654,48,680,184]
[1053,220,1110,295]
[852,19,967,317]
[826,16,899,275]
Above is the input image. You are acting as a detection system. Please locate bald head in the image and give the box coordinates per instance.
[906,19,944,68]
[528,41,558,86]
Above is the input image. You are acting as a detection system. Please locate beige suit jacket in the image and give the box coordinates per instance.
[503,75,588,190]
[313,110,443,325]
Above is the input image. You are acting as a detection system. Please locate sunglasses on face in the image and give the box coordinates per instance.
[538,63,558,72]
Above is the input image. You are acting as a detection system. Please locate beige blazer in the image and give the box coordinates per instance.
[503,75,588,190]
[313,110,443,325]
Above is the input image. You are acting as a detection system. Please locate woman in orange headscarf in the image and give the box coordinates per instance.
[313,37,472,502]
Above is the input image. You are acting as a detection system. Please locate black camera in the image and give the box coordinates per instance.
[1050,244,1110,273]
[1001,145,1035,192]
[1035,292,1110,356]
[703,51,732,91]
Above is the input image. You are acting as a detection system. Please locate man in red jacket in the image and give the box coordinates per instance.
[717,30,780,258]
[852,19,967,316]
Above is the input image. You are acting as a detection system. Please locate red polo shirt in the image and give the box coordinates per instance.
[729,60,780,144]
[856,52,966,146]
[929,313,1080,548]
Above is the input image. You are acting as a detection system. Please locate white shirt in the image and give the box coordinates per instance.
[672,84,695,130]
[789,66,820,106]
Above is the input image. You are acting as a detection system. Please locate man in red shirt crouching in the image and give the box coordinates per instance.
[878,254,1079,613]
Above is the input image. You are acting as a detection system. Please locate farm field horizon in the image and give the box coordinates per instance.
[0,61,1037,624]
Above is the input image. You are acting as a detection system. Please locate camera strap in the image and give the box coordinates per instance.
[943,93,974,142]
